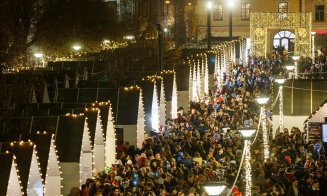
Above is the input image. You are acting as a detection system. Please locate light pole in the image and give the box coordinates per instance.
[203,181,227,195]
[228,0,234,40]
[207,1,213,50]
[34,53,44,68]
[72,45,81,51]
[238,127,256,196]
[292,56,300,79]
[311,31,316,62]
[285,63,295,79]
[256,95,270,162]
[274,77,286,134]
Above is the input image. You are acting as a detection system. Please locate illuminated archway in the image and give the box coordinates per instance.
[250,13,312,57]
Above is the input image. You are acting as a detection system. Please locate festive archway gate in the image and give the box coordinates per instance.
[250,12,312,57]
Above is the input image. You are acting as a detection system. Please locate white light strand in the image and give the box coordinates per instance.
[171,72,178,119]
[204,55,209,95]
[188,64,193,102]
[151,81,160,132]
[262,107,270,162]
[244,140,252,196]
[279,85,284,132]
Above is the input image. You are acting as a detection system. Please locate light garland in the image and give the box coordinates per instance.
[196,59,202,100]
[151,81,160,132]
[105,103,116,168]
[80,117,93,185]
[188,63,193,102]
[192,63,198,101]
[93,109,105,175]
[244,140,252,196]
[136,89,145,148]
[279,85,284,132]
[171,72,178,119]
[159,79,166,126]
[43,134,62,196]
[7,154,23,196]
[204,54,209,95]
[261,106,270,162]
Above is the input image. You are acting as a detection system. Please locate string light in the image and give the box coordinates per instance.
[136,89,145,148]
[171,72,178,119]
[244,140,252,196]
[261,107,270,162]
[105,104,116,168]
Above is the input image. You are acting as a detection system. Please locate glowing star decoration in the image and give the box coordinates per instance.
[151,81,160,132]
[159,80,166,126]
[136,89,145,148]
[80,117,93,185]
[27,144,44,196]
[7,155,23,196]
[171,72,178,119]
[44,135,62,196]
[105,104,116,167]
[93,110,105,175]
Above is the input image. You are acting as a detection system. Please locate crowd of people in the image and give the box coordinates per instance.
[71,53,327,196]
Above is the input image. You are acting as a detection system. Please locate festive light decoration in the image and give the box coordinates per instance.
[136,89,145,148]
[261,106,270,162]
[244,140,252,196]
[203,54,209,95]
[151,81,160,132]
[80,117,93,185]
[188,62,193,102]
[105,103,116,168]
[171,72,178,119]
[7,154,23,196]
[93,109,105,175]
[192,63,198,101]
[159,79,166,125]
[292,56,300,79]
[44,134,62,196]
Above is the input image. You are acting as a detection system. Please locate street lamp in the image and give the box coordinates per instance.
[284,62,295,79]
[238,127,256,196]
[256,95,270,162]
[206,1,213,50]
[228,0,234,40]
[292,56,300,79]
[34,53,44,68]
[311,31,316,62]
[274,77,286,135]
[203,181,227,196]
[72,45,81,51]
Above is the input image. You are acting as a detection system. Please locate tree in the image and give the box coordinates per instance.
[0,0,128,67]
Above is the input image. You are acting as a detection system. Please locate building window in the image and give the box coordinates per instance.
[213,3,223,21]
[278,2,288,13]
[315,5,325,21]
[241,3,250,20]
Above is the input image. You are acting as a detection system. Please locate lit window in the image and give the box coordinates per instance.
[241,3,250,20]
[213,3,223,21]
[315,5,325,21]
[278,2,288,13]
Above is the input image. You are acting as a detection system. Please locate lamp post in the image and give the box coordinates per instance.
[239,127,256,196]
[34,53,44,68]
[207,1,213,50]
[203,181,227,196]
[274,77,286,134]
[285,63,295,79]
[311,32,316,62]
[72,45,81,51]
[292,56,300,79]
[228,0,234,40]
[256,95,270,162]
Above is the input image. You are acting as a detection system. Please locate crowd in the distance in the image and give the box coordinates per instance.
[71,52,327,196]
